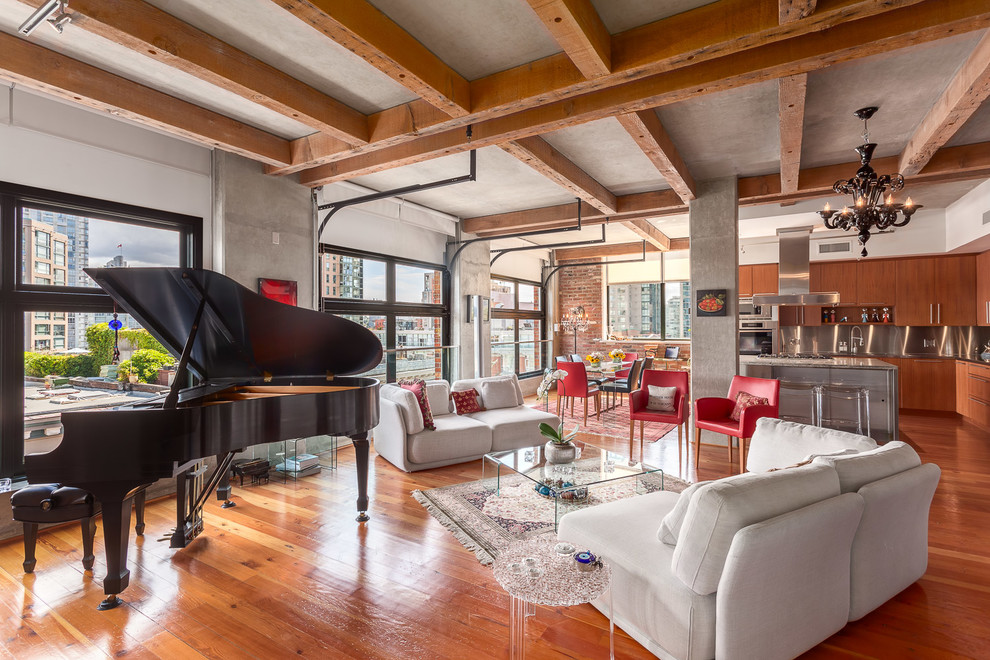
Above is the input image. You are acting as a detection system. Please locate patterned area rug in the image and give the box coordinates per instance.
[532,400,678,443]
[414,469,690,565]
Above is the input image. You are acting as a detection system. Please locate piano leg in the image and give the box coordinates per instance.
[134,487,146,536]
[351,432,370,522]
[97,494,135,610]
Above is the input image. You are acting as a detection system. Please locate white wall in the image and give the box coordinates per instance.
[946,178,990,252]
[738,209,948,265]
[0,86,213,263]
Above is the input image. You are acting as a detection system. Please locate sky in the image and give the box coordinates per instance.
[87,219,180,270]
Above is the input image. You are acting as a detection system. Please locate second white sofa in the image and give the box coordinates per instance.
[374,374,560,472]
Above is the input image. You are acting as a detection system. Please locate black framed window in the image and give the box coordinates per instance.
[606,282,692,340]
[491,277,545,378]
[1,182,202,477]
[319,246,450,383]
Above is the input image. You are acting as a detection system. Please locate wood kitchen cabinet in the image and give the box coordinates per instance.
[739,265,753,297]
[810,262,857,303]
[898,357,955,411]
[856,259,897,305]
[894,255,976,326]
[977,250,990,327]
[752,264,778,296]
[956,360,970,417]
[959,362,990,428]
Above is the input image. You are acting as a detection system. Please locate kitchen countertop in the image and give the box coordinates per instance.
[740,356,897,370]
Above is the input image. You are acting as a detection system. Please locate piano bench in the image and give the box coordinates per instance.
[10,484,147,574]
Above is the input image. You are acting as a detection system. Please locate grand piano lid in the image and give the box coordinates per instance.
[85,267,384,382]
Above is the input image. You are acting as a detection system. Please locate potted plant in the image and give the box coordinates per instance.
[539,422,579,464]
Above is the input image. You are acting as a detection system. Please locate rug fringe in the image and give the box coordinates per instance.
[412,490,496,565]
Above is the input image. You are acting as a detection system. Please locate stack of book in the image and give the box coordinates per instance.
[275,453,322,477]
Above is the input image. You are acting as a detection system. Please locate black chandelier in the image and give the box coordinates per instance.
[818,107,921,257]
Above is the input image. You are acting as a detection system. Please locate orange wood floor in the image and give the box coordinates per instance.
[1,407,988,659]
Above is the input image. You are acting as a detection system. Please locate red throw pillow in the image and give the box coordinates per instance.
[451,388,485,415]
[730,390,770,422]
[398,378,435,431]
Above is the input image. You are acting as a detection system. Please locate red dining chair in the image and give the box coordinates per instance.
[557,361,601,425]
[614,352,639,379]
[629,370,689,464]
[694,376,780,474]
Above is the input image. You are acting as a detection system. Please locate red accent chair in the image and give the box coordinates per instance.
[629,370,689,464]
[614,352,639,379]
[557,361,601,425]
[694,376,780,473]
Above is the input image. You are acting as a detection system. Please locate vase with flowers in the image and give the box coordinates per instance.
[586,351,605,368]
[536,367,567,411]
[609,348,626,364]
[539,422,579,464]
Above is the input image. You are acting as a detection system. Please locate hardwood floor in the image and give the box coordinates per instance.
[2,408,988,659]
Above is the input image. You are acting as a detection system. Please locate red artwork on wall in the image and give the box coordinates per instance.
[258,278,297,306]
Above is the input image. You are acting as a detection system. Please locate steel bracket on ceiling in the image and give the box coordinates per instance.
[447,198,586,268]
[317,127,476,239]
[541,240,647,289]
[490,224,606,266]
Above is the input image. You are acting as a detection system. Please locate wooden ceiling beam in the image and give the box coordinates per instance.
[271,0,471,118]
[615,110,696,202]
[778,73,808,197]
[22,0,369,146]
[299,0,990,186]
[780,0,818,24]
[499,136,617,214]
[555,239,689,262]
[0,32,291,166]
[623,219,672,250]
[271,0,932,174]
[898,30,990,176]
[524,0,612,78]
[468,141,990,237]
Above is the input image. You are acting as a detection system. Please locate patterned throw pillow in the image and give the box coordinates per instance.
[730,390,770,422]
[398,378,435,431]
[451,388,485,415]
[646,385,678,412]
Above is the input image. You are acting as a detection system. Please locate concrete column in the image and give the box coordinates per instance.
[689,177,739,446]
[448,236,490,380]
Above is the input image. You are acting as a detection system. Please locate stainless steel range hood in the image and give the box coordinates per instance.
[751,227,840,306]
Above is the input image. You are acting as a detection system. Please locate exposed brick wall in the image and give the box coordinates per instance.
[555,264,692,362]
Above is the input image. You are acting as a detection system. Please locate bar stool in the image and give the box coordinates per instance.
[10,484,146,573]
[822,385,872,437]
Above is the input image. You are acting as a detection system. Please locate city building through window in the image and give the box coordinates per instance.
[606,251,691,340]
[490,277,545,378]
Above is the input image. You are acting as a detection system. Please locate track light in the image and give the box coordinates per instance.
[17,0,71,36]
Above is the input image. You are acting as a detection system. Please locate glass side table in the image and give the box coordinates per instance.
[493,536,613,659]
[267,435,338,482]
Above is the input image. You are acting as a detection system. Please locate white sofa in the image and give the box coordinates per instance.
[374,375,560,472]
[558,419,940,660]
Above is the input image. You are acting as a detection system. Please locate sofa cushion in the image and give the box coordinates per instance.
[481,377,521,410]
[812,440,921,493]
[730,391,769,422]
[380,384,424,435]
[425,380,452,415]
[658,481,711,546]
[468,406,560,451]
[559,491,717,660]
[747,418,877,472]
[406,414,492,464]
[672,463,840,595]
[398,378,435,431]
[452,388,485,415]
[453,375,523,408]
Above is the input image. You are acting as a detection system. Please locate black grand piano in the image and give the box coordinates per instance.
[25,268,382,610]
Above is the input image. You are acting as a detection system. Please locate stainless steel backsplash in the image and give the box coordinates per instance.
[778,325,990,358]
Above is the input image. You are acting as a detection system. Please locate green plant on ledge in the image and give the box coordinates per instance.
[539,422,578,446]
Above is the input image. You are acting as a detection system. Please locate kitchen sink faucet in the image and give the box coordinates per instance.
[850,326,864,354]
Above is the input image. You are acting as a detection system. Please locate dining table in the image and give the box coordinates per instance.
[584,360,634,414]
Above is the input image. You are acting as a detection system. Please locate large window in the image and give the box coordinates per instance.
[606,251,691,340]
[1,182,201,477]
[491,277,545,377]
[321,247,449,383]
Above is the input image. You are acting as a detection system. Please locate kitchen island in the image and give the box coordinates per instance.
[741,355,898,442]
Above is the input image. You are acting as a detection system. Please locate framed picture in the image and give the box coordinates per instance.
[696,289,727,317]
[481,297,491,322]
[258,278,297,306]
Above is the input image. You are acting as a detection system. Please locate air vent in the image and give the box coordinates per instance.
[818,241,851,254]
[982,209,990,225]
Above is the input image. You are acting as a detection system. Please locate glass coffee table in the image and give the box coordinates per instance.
[482,440,664,531]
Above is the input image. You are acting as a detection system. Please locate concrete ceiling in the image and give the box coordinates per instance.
[0,0,988,256]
